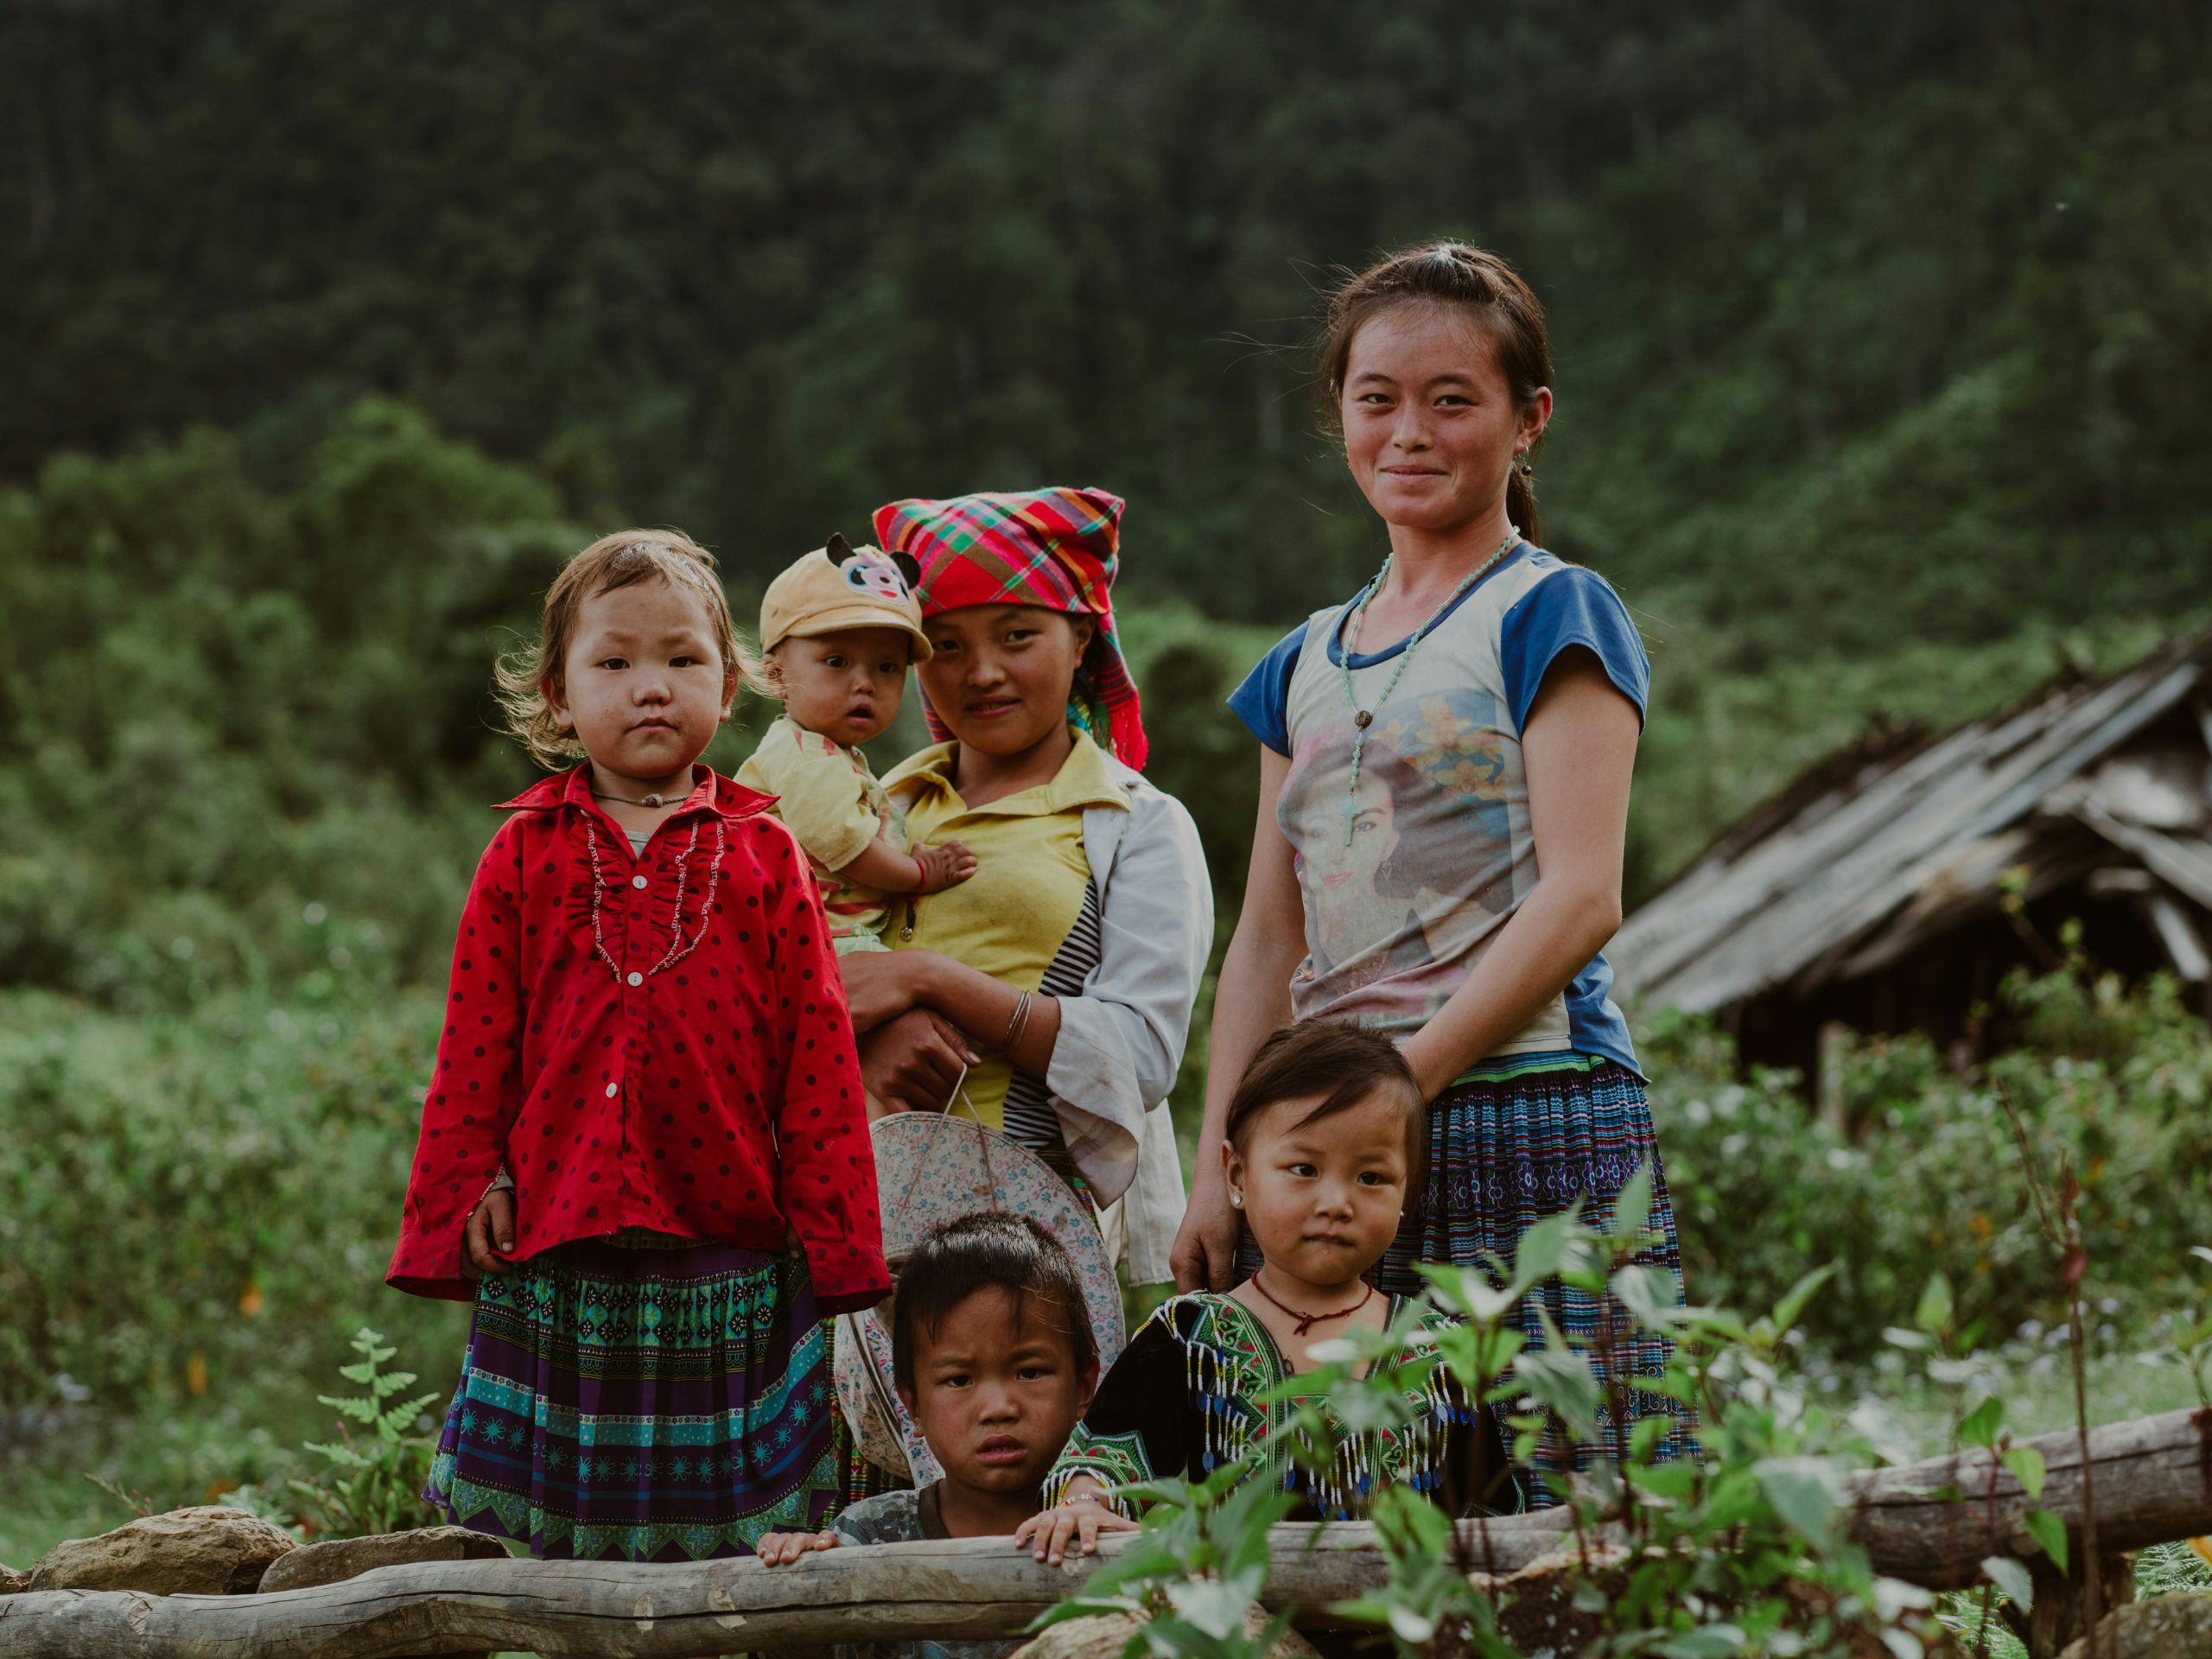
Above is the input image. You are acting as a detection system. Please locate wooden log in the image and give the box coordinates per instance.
[0,1529,1405,1659]
[2,1407,2205,1657]
[1841,1405,2212,1590]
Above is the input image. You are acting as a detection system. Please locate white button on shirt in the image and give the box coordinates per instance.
[604,1081,619,1098]
[626,971,643,987]
[632,874,647,889]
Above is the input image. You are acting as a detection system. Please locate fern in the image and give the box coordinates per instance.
[312,1329,441,1443]
[285,1325,443,1539]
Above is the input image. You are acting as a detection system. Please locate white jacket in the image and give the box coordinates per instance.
[1049,756,1210,1287]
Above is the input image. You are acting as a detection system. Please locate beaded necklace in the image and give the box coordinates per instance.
[1337,525,1520,846]
[583,816,727,984]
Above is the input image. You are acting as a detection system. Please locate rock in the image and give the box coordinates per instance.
[26,1505,295,1596]
[258,1524,510,1593]
[2057,1592,2212,1659]
[0,1562,25,1595]
[1011,1608,1318,1659]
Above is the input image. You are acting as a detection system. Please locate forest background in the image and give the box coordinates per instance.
[3,0,2209,1571]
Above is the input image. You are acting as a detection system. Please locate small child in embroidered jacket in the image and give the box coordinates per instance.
[1014,1019,1516,1566]
[739,535,976,955]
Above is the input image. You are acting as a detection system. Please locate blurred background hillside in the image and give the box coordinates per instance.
[3,0,2209,1567]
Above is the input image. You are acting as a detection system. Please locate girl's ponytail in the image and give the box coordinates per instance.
[1317,242,1552,546]
[1506,458,1541,548]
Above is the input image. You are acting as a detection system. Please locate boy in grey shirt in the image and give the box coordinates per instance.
[757,1213,1102,1659]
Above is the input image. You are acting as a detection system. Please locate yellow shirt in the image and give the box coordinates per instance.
[737,714,902,946]
[881,731,1128,1128]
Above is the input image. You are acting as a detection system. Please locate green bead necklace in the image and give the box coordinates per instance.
[1338,525,1521,846]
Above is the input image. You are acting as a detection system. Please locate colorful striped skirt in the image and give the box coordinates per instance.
[1381,1058,1694,1503]
[425,1234,842,1560]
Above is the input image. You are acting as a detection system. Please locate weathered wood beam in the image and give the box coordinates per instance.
[1842,1405,2212,1590]
[3,1408,2205,1657]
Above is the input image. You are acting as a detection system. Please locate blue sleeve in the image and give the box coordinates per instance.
[1225,623,1307,756]
[1498,567,1649,731]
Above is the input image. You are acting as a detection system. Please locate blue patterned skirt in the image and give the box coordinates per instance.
[1384,1058,1694,1500]
[425,1234,841,1560]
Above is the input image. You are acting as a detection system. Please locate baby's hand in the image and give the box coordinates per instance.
[914,840,978,893]
[755,1529,840,1567]
[1013,1483,1138,1566]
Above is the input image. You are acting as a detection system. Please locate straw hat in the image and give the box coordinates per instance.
[834,1109,1127,1480]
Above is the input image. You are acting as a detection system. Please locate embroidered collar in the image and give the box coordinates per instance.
[495,763,772,822]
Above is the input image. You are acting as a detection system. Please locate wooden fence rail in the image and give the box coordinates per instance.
[3,1408,2206,1658]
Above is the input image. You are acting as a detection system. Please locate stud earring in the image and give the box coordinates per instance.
[1230,1193,1243,1209]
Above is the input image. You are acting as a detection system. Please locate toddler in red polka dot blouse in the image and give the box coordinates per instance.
[388,529,891,1563]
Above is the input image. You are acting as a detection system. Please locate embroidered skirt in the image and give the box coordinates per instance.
[1383,1059,1694,1502]
[425,1235,841,1560]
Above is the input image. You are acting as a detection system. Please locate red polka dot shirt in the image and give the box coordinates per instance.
[388,765,892,1313]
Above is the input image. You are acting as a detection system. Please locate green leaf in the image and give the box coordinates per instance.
[1982,1554,2033,1611]
[1609,1160,1656,1247]
[316,1391,378,1425]
[1957,1395,2005,1449]
[1652,1625,1747,1657]
[1514,1311,1602,1443]
[1885,1325,1936,1351]
[1915,1272,1955,1336]
[2001,1444,2046,1499]
[1508,1204,1585,1293]
[1163,1569,1259,1639]
[2023,1508,2069,1571]
[1611,1263,1686,1329]
[1768,1264,1839,1337]
[1628,1460,1698,1499]
[1753,1455,1845,1543]
[1385,1602,1439,1645]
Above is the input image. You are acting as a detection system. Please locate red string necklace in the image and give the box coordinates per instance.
[1249,1271,1376,1338]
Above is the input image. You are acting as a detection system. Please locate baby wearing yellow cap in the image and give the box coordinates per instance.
[739,537,977,955]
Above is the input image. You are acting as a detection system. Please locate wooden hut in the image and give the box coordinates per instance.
[1610,632,2212,1077]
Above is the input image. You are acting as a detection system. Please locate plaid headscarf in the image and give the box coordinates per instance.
[871,486,1148,770]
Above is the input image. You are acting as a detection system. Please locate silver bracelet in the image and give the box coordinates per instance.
[1001,989,1034,1055]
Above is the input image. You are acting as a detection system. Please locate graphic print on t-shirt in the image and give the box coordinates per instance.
[1281,682,1530,1032]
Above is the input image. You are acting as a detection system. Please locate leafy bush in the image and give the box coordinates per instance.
[1646,961,2212,1358]
[0,985,468,1425]
[1052,1184,1958,1658]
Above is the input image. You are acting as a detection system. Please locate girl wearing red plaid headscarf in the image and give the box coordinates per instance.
[832,488,1210,1482]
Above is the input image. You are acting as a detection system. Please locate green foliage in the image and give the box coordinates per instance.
[0,984,467,1420]
[1643,964,2212,1357]
[1170,1179,1960,1655]
[0,401,582,1005]
[1039,1466,1300,1659]
[278,1327,442,1540]
[4,2,2209,660]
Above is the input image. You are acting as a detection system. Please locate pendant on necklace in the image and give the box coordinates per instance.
[1354,710,1373,729]
[642,793,665,807]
